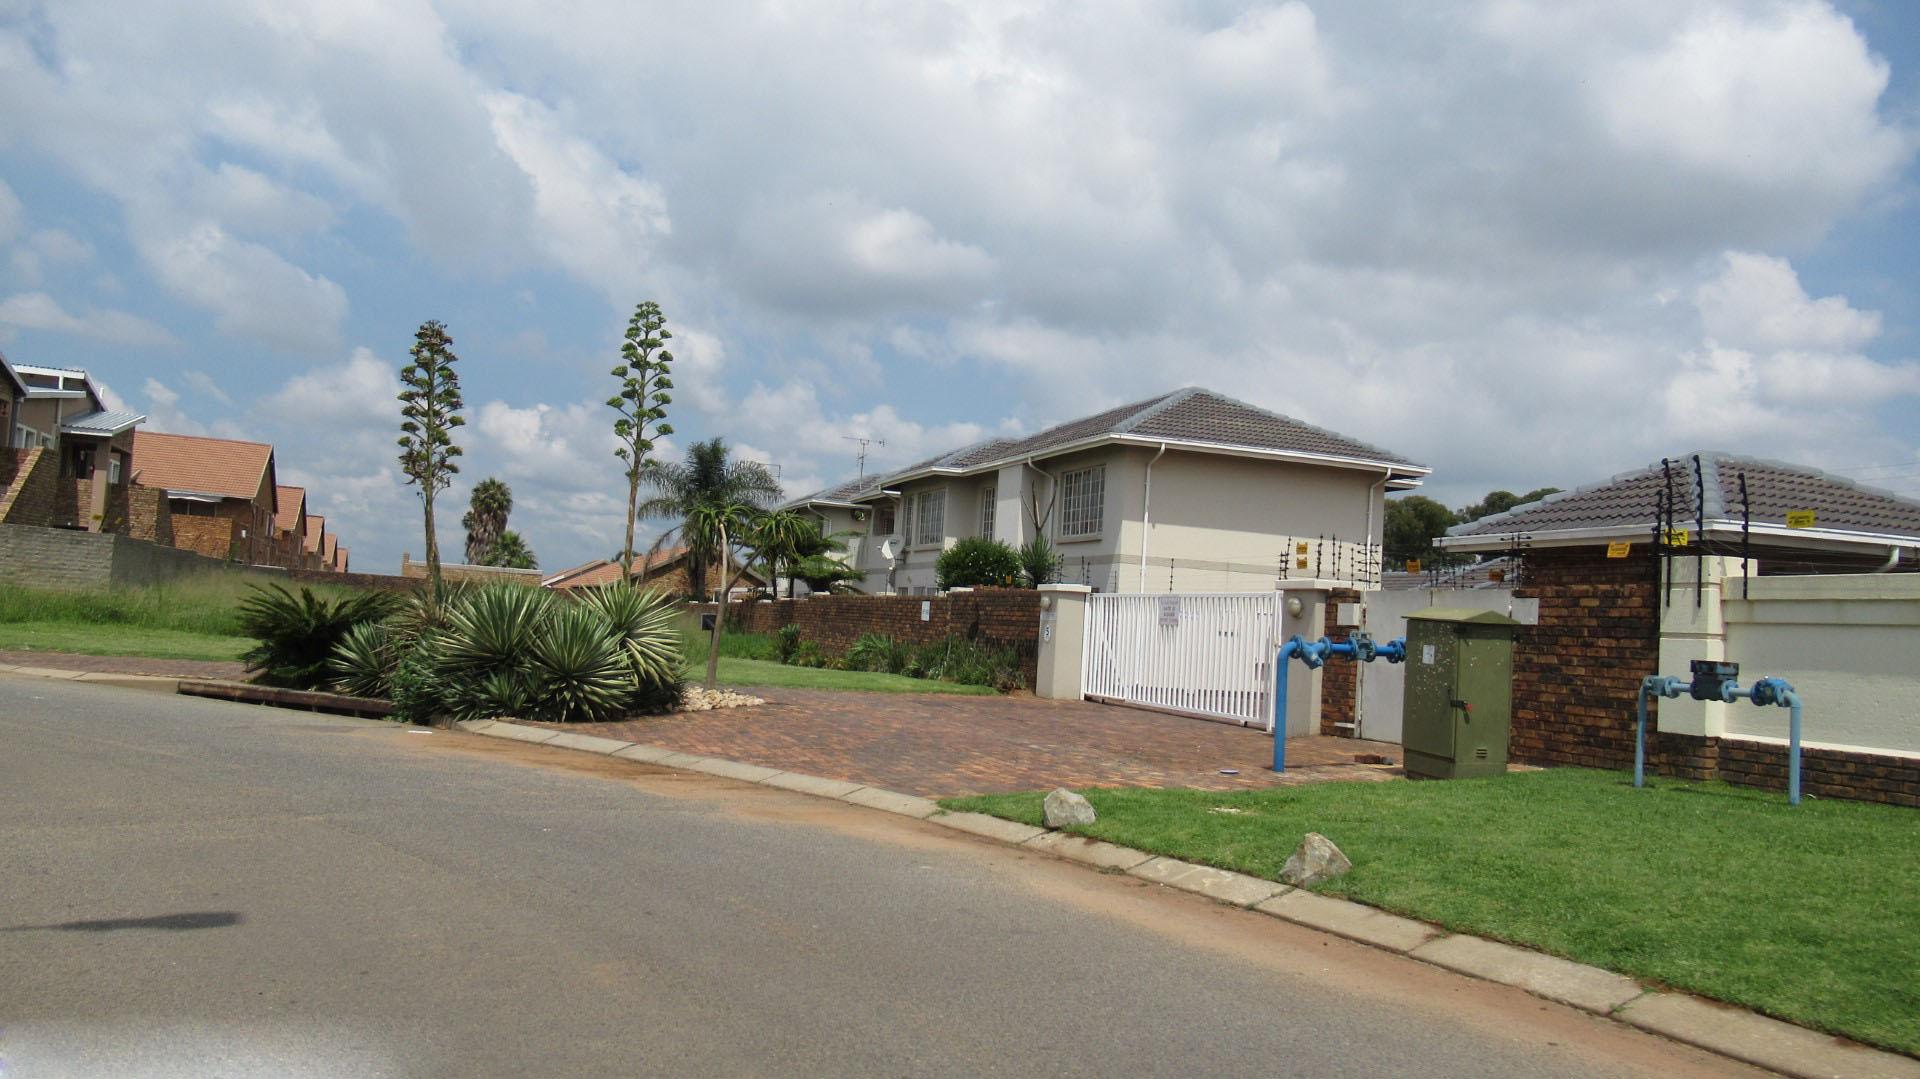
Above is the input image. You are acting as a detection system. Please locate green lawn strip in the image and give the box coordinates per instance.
[706,656,995,695]
[0,622,252,662]
[943,769,1920,1055]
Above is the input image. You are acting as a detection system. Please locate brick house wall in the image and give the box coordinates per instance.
[127,485,173,545]
[0,448,62,527]
[694,590,1044,686]
[170,511,242,560]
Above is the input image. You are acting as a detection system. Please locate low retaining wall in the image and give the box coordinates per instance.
[694,590,1044,686]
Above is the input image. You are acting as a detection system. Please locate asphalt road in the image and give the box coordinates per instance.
[0,677,1755,1078]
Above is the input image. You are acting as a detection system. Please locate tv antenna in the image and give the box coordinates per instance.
[843,435,885,478]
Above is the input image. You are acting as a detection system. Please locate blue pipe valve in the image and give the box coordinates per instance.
[1271,631,1407,773]
[1636,671,1804,805]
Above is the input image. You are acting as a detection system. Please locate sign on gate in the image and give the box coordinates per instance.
[1081,592,1282,727]
[1157,595,1181,627]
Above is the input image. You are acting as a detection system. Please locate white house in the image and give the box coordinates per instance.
[787,387,1428,594]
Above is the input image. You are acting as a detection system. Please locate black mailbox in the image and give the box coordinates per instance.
[1688,659,1739,701]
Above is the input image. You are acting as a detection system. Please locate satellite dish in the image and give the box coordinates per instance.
[878,534,905,561]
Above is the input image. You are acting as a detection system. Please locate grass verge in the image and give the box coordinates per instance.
[943,768,1920,1055]
[0,622,251,662]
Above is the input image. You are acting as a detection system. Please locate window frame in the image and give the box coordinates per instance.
[908,488,947,549]
[1057,464,1106,541]
[979,485,996,539]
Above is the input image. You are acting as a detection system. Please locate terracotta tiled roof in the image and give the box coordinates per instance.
[544,547,690,589]
[274,486,306,535]
[133,431,274,503]
[304,515,325,555]
[322,533,338,565]
[335,546,349,573]
[1445,452,1920,546]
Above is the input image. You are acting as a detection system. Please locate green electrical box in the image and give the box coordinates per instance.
[1401,608,1522,780]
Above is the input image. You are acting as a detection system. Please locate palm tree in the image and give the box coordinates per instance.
[750,508,814,598]
[463,477,513,565]
[637,438,782,598]
[486,530,537,570]
[686,498,759,688]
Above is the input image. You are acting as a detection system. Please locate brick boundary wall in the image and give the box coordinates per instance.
[0,522,267,590]
[1510,546,1920,806]
[1319,588,1362,736]
[0,448,61,527]
[287,568,424,594]
[693,590,1044,687]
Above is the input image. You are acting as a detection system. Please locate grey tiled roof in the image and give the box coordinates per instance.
[1447,453,1920,542]
[790,386,1423,506]
[59,409,146,435]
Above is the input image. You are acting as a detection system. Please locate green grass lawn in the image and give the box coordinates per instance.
[944,769,1920,1055]
[703,655,995,695]
[0,622,251,662]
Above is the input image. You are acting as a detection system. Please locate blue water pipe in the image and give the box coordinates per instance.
[1637,667,1804,805]
[1271,632,1406,772]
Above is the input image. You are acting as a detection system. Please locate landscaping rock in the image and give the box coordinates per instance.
[1280,832,1352,887]
[1043,788,1097,829]
[679,687,765,712]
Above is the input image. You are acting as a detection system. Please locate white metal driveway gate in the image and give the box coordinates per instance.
[1081,592,1280,727]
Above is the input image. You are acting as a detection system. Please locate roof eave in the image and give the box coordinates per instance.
[863,433,1429,491]
[1439,520,1920,555]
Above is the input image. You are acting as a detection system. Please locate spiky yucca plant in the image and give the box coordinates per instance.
[238,585,402,689]
[328,621,400,698]
[574,585,682,684]
[527,603,633,723]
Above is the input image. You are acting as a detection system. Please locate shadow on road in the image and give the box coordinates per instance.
[1,911,243,932]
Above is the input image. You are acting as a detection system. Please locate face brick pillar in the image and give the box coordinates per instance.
[86,440,111,532]
[1034,583,1091,699]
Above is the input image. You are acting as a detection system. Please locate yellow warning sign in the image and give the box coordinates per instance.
[1606,540,1632,559]
[1405,559,1422,574]
[1295,542,1309,555]
[1786,510,1815,529]
[1295,558,1310,570]
[1662,528,1690,547]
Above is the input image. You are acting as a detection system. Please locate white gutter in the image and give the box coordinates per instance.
[1138,442,1168,592]
[1439,520,1920,555]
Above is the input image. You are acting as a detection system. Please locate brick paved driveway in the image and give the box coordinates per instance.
[568,689,1404,797]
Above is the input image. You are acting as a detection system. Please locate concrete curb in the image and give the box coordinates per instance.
[0,663,184,694]
[450,717,1916,1078]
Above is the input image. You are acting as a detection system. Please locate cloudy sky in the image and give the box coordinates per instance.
[2,0,1917,573]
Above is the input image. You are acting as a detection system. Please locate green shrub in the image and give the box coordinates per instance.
[845,631,910,674]
[935,537,1024,589]
[776,624,803,663]
[790,640,826,668]
[908,635,1026,691]
[389,635,448,726]
[576,586,683,686]
[236,584,403,689]
[1017,536,1063,587]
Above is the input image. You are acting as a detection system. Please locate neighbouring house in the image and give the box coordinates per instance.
[786,386,1429,595]
[542,547,767,597]
[131,430,282,565]
[334,545,350,573]
[0,357,149,534]
[304,514,327,569]
[273,485,312,568]
[1435,451,1920,805]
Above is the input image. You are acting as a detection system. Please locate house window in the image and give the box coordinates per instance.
[875,503,896,536]
[909,489,946,547]
[16,424,40,449]
[980,486,996,539]
[1059,465,1105,538]
[109,455,122,484]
